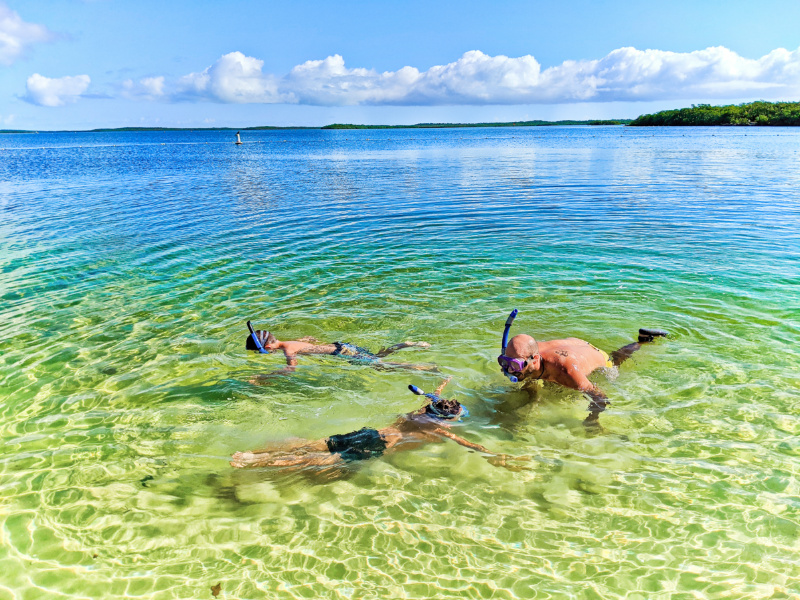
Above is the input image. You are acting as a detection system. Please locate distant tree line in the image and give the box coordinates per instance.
[630,101,800,126]
[1,120,632,134]
[322,119,630,129]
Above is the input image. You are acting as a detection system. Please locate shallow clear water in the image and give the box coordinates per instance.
[1,126,799,599]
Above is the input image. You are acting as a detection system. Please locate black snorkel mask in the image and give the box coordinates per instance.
[498,309,520,382]
[247,320,270,354]
[408,384,468,420]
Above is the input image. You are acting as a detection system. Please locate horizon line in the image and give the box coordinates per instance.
[1,119,631,134]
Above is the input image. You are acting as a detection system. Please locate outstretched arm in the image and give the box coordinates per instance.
[434,376,453,396]
[433,427,530,470]
[434,426,494,453]
[247,352,298,385]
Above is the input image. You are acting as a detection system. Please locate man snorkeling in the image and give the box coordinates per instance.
[245,321,437,373]
[497,310,667,428]
[231,378,525,470]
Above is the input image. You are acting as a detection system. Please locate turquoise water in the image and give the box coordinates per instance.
[1,126,799,599]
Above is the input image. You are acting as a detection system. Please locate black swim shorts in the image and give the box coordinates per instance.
[326,427,387,461]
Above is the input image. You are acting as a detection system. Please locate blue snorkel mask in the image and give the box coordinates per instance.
[497,309,520,382]
[408,384,469,420]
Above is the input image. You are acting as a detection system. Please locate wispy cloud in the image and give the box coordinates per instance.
[0,2,55,66]
[24,73,90,106]
[156,46,800,106]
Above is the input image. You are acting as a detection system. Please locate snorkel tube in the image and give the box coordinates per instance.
[247,320,269,354]
[500,309,519,382]
[409,384,441,403]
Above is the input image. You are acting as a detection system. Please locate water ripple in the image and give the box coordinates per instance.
[2,127,800,598]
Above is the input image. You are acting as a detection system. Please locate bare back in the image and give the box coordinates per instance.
[536,338,611,391]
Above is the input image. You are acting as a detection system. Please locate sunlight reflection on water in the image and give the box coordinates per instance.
[1,126,799,598]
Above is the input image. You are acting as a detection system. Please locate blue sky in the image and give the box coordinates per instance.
[2,0,800,129]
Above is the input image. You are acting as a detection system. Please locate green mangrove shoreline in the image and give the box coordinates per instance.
[630,101,800,126]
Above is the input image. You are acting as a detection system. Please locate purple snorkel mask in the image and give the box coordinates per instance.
[497,355,529,374]
[498,309,520,382]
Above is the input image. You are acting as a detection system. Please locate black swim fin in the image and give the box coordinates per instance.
[638,328,669,343]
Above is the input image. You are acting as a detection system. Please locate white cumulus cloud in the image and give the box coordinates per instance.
[122,76,165,99]
[284,54,420,105]
[154,45,800,106]
[0,2,54,66]
[554,45,800,101]
[176,51,288,103]
[408,51,543,104]
[25,73,90,107]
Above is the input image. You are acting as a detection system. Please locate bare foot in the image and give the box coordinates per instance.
[247,374,278,386]
[406,341,431,348]
[230,451,256,468]
[487,454,532,472]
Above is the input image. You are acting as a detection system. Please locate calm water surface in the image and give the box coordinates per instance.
[1,127,799,599]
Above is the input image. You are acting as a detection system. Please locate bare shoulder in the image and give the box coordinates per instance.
[283,340,334,355]
[540,337,585,350]
[545,338,597,354]
[541,338,582,360]
[280,341,309,354]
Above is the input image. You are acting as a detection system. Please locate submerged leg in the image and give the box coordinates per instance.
[230,438,331,469]
[374,361,439,372]
[376,341,431,357]
[231,450,343,469]
[609,342,643,367]
[609,328,668,367]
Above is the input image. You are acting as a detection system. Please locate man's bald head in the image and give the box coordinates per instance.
[506,334,539,359]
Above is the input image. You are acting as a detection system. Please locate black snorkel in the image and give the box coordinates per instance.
[500,309,519,382]
[247,320,269,354]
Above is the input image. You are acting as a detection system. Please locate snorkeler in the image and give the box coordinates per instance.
[245,321,437,373]
[497,310,668,427]
[230,378,524,470]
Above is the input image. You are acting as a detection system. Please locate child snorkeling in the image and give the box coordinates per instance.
[230,377,525,470]
[246,321,438,373]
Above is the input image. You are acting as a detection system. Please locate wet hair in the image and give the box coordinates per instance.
[425,398,463,418]
[245,330,276,351]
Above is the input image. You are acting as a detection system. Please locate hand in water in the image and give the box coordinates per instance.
[582,412,606,436]
[487,454,531,472]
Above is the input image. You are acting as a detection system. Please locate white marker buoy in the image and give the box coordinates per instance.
[235,131,243,145]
